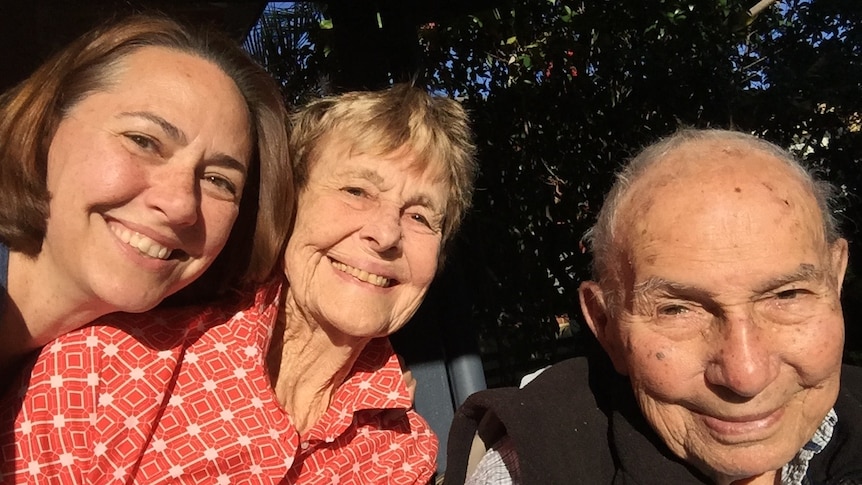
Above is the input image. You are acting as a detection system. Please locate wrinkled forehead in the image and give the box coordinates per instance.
[617,141,827,265]
[313,132,450,184]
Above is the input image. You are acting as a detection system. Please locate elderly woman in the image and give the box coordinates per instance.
[2,83,476,484]
[0,14,292,376]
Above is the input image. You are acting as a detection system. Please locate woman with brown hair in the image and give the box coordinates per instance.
[3,83,477,484]
[0,14,293,375]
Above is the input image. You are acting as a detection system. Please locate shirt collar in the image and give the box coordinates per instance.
[780,407,838,485]
[305,337,414,442]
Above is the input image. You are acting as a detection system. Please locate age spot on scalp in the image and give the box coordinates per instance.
[734,187,741,193]
[655,351,665,360]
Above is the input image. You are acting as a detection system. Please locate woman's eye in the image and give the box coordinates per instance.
[125,133,158,152]
[203,174,239,198]
[409,213,430,227]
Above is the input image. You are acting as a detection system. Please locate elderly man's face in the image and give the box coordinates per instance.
[580,142,848,483]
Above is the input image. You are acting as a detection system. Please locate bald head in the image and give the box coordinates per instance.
[586,129,840,296]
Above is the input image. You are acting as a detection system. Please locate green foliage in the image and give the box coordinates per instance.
[244,2,336,108]
[423,0,862,381]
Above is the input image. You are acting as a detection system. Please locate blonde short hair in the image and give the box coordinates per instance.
[289,83,477,249]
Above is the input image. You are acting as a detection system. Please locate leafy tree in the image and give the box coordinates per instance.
[244,2,334,107]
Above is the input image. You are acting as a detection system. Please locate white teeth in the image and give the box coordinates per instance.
[111,226,173,260]
[330,260,391,287]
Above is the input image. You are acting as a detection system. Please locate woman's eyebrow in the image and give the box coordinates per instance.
[209,153,248,176]
[119,111,247,175]
[119,111,187,144]
[335,168,384,184]
[405,194,443,213]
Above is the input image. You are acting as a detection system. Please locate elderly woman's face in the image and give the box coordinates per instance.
[43,46,252,314]
[284,142,446,340]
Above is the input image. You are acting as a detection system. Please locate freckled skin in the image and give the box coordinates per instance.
[580,140,848,485]
[27,47,251,326]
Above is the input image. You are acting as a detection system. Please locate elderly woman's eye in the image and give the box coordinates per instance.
[409,213,431,227]
[344,187,365,197]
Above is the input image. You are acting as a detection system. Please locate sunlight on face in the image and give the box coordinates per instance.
[283,142,448,344]
[42,46,252,317]
[584,142,847,484]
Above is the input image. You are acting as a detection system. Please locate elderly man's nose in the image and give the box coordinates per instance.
[705,318,778,398]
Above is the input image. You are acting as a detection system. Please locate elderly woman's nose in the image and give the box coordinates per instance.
[359,203,403,253]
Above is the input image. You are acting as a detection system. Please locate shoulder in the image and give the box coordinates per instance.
[446,357,615,484]
[519,357,591,392]
[454,357,601,435]
[403,408,440,481]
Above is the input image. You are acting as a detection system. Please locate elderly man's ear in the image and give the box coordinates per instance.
[831,238,850,292]
[578,281,629,376]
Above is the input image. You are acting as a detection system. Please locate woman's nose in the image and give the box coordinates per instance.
[359,204,403,255]
[145,164,200,227]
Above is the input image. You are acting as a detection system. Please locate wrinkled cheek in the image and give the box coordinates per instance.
[628,344,694,403]
[794,316,844,385]
[633,388,692,458]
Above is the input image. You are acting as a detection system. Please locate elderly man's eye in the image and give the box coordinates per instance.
[776,289,805,300]
[344,187,366,197]
[658,305,689,316]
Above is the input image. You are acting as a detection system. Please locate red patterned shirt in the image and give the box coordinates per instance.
[0,280,437,484]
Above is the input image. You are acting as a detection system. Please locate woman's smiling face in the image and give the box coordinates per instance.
[283,141,447,342]
[41,46,252,314]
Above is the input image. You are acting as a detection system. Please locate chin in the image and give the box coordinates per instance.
[700,450,790,484]
[110,297,162,314]
[97,284,173,314]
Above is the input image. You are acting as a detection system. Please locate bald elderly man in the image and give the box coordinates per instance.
[445,129,862,485]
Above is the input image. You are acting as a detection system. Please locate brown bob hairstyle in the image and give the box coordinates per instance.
[0,14,293,302]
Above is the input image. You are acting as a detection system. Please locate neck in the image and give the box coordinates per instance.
[1,251,108,370]
[266,290,370,435]
[719,470,779,485]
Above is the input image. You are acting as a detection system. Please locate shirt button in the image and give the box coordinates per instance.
[300,441,310,450]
